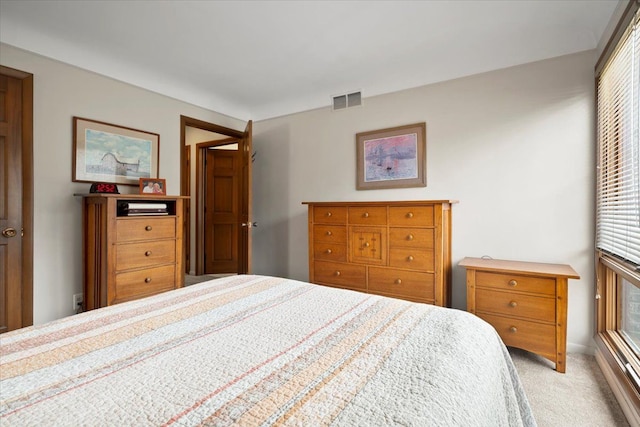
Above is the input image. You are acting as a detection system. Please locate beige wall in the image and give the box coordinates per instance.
[0,43,245,324]
[252,50,596,352]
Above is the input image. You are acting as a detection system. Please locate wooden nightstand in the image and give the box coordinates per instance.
[459,257,580,373]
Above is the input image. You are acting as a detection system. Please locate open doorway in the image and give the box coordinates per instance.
[180,116,253,278]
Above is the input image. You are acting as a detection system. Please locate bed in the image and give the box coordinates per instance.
[1,275,536,426]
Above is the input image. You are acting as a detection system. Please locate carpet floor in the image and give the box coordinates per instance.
[509,347,628,426]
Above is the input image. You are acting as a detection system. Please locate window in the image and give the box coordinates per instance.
[595,2,640,421]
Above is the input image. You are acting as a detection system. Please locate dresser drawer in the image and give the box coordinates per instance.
[477,312,556,359]
[348,207,387,225]
[389,206,434,227]
[313,261,366,290]
[116,240,176,271]
[476,288,555,322]
[476,271,556,296]
[313,206,347,224]
[313,243,347,262]
[115,264,176,302]
[368,267,435,301]
[116,217,176,242]
[313,225,347,244]
[389,228,434,249]
[389,248,434,271]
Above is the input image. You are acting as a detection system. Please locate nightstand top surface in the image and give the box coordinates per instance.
[459,257,580,279]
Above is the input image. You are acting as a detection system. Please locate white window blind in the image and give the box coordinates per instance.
[596,12,640,267]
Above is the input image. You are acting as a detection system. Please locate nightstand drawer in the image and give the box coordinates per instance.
[478,313,556,359]
[313,261,366,290]
[368,267,434,301]
[476,288,555,322]
[313,243,347,262]
[116,240,176,271]
[116,217,176,242]
[476,271,556,296]
[313,225,347,243]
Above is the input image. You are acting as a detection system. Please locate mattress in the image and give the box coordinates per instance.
[1,275,536,426]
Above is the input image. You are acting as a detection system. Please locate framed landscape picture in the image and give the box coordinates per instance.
[73,117,160,186]
[356,122,426,190]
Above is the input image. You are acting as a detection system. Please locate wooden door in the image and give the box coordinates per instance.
[0,67,33,333]
[239,120,253,274]
[204,147,241,273]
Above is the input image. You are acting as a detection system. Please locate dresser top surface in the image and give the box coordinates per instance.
[74,193,188,199]
[458,257,580,279]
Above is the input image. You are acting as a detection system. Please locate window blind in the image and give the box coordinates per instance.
[596,12,640,267]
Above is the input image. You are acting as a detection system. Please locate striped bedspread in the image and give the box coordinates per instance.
[1,275,536,426]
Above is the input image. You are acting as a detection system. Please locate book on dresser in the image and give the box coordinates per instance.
[303,200,456,307]
[75,193,188,310]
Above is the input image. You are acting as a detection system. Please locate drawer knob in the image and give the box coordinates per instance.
[407,234,414,241]
[335,271,341,276]
[145,251,152,257]
[326,249,332,254]
[145,277,152,283]
[509,301,517,308]
[363,242,370,248]
[508,279,518,287]
[407,255,414,261]
[509,326,517,333]
[395,279,402,285]
[326,231,332,236]
[363,212,369,218]
[407,212,414,218]
[145,225,152,231]
[326,212,332,217]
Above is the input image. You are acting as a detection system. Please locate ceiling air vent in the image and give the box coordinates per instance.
[332,91,362,111]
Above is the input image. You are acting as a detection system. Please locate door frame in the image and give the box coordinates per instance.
[180,116,245,276]
[0,65,34,327]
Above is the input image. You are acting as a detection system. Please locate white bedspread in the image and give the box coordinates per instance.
[1,275,536,426]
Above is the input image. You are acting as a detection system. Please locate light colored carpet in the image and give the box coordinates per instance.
[509,347,628,427]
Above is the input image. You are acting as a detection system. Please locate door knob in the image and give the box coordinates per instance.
[2,228,17,238]
[241,222,258,228]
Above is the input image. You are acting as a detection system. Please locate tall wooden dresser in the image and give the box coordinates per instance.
[459,257,580,373]
[303,201,455,307]
[77,194,186,311]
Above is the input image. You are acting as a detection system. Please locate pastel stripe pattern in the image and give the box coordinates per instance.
[0,275,536,426]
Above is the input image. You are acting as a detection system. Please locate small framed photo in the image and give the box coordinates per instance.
[139,178,166,195]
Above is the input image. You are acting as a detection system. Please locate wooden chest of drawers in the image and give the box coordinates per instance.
[459,257,580,373]
[304,201,455,306]
[77,194,187,310]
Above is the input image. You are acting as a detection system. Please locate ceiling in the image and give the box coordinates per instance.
[0,0,619,121]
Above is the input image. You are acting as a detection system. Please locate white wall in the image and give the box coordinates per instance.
[252,50,596,353]
[0,43,245,324]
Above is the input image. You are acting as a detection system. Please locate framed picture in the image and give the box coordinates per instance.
[356,122,426,190]
[73,117,160,186]
[139,178,166,195]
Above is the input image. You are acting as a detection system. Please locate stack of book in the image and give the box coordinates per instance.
[120,202,168,216]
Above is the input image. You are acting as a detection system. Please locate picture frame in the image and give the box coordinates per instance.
[73,117,160,186]
[139,178,166,195]
[356,122,426,190]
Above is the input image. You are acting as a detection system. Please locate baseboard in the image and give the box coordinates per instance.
[595,348,640,427]
[567,342,595,355]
